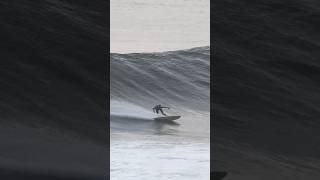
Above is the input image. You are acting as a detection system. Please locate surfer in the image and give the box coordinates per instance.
[152,104,170,116]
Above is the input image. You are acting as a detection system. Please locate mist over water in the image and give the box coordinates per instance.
[111,100,157,120]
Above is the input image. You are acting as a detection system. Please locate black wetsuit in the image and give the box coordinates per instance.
[152,105,169,116]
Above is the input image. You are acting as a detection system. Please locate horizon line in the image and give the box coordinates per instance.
[110,45,210,55]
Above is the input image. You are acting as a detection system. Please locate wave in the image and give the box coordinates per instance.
[0,0,107,179]
[0,0,107,140]
[110,46,210,112]
[213,0,320,178]
[110,100,158,120]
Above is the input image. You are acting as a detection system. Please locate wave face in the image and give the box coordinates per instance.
[110,47,211,180]
[111,47,210,112]
[0,0,107,179]
[213,0,320,179]
[0,0,107,140]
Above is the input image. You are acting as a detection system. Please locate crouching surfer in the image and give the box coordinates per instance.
[152,104,170,116]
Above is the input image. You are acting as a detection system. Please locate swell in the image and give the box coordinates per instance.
[213,0,320,176]
[0,0,107,178]
[110,46,210,112]
[0,0,107,141]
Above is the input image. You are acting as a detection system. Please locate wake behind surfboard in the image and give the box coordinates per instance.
[153,116,181,121]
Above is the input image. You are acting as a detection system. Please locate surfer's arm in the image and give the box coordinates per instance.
[160,107,170,109]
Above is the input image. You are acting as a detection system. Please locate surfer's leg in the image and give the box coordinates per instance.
[160,109,166,116]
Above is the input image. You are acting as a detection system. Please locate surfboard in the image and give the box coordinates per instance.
[153,116,181,121]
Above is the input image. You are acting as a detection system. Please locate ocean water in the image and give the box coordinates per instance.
[213,0,320,179]
[111,132,209,180]
[110,47,210,179]
[0,1,107,179]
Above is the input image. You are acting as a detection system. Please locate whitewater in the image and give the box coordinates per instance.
[110,47,210,180]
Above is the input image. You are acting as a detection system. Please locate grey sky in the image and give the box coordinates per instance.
[111,0,210,53]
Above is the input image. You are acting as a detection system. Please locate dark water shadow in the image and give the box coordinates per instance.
[211,171,227,180]
[0,168,102,180]
[110,115,180,135]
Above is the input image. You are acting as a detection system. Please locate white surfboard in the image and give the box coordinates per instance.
[153,116,181,121]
